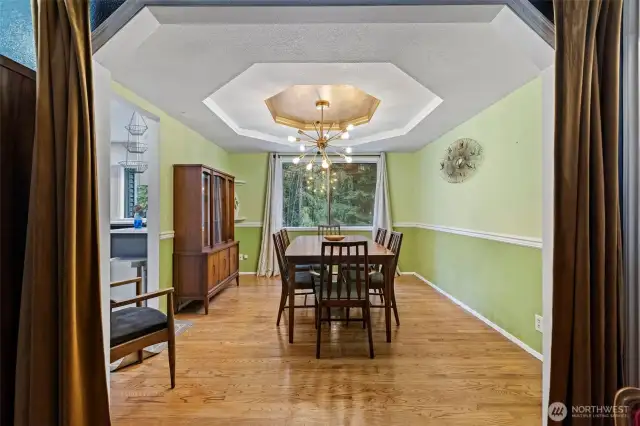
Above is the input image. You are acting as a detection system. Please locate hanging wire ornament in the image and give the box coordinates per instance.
[125,134,148,154]
[118,152,148,174]
[125,111,148,136]
[120,111,149,173]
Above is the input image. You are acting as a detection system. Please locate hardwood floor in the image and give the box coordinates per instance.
[110,275,542,425]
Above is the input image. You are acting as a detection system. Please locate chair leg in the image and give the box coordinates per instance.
[326,307,331,325]
[276,290,288,326]
[314,297,318,329]
[391,292,400,326]
[379,289,384,304]
[316,305,322,359]
[365,304,375,359]
[346,308,350,327]
[304,294,308,307]
[137,349,144,365]
[168,332,176,389]
[204,298,209,315]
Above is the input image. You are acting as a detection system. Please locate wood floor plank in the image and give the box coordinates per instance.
[110,275,542,425]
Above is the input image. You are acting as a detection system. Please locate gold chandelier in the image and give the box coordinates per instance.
[287,100,354,170]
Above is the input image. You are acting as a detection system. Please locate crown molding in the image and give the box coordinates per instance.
[393,222,542,249]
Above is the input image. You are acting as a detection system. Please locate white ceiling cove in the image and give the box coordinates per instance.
[94,5,553,152]
[204,63,442,147]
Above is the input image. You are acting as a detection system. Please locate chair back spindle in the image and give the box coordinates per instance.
[280,228,291,248]
[317,224,341,236]
[374,228,388,245]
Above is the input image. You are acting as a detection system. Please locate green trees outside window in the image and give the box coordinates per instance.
[282,161,376,227]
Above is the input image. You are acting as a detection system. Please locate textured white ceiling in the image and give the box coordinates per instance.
[95,5,553,152]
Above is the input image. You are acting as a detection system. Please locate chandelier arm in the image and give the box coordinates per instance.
[313,121,321,138]
[326,130,345,143]
[298,130,316,140]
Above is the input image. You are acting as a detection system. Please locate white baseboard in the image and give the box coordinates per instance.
[239,272,257,275]
[402,272,543,361]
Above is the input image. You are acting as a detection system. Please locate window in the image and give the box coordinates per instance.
[282,157,377,228]
[123,169,148,218]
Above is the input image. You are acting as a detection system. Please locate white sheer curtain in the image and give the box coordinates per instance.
[257,154,283,277]
[372,152,393,241]
[372,153,398,274]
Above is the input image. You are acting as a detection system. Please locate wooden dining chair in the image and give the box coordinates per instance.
[279,229,320,274]
[374,228,388,245]
[312,241,374,359]
[368,231,403,326]
[614,387,640,426]
[281,228,291,247]
[110,277,176,388]
[273,232,316,327]
[317,224,341,236]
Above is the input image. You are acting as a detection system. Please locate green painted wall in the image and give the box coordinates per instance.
[387,153,418,223]
[112,82,231,311]
[413,78,542,237]
[396,227,542,353]
[393,77,543,353]
[229,153,269,222]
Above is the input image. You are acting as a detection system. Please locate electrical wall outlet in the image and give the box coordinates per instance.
[239,254,249,260]
[535,314,543,333]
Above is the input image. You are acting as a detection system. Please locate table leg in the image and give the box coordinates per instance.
[385,259,392,342]
[288,262,296,344]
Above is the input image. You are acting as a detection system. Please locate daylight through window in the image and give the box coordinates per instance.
[282,158,377,227]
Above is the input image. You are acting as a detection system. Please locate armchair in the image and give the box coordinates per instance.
[110,277,176,388]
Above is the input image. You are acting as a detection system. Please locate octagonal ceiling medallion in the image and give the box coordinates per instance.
[264,84,380,131]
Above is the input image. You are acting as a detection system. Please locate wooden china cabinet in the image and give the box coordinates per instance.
[173,164,239,313]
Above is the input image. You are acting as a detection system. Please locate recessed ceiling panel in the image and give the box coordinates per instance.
[202,63,443,147]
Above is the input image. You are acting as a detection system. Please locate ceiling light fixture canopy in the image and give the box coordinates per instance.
[289,99,353,168]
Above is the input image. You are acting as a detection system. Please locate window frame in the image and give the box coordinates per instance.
[280,155,379,231]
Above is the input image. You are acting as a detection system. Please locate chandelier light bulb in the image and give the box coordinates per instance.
[340,132,350,140]
[345,156,353,163]
[345,147,353,154]
[321,160,329,169]
[299,144,305,152]
[346,124,354,131]
[288,136,297,142]
[306,163,313,171]
[292,157,300,164]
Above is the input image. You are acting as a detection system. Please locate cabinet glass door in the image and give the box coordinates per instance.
[202,172,211,247]
[213,176,223,245]
[228,180,235,241]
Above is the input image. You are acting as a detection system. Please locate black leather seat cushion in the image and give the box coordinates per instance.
[111,307,167,347]
[293,271,315,289]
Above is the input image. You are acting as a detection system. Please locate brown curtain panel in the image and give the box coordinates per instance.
[550,0,625,425]
[13,0,110,425]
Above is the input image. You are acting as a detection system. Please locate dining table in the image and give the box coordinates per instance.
[284,235,396,344]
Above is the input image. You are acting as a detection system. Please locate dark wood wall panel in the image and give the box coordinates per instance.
[0,55,36,426]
